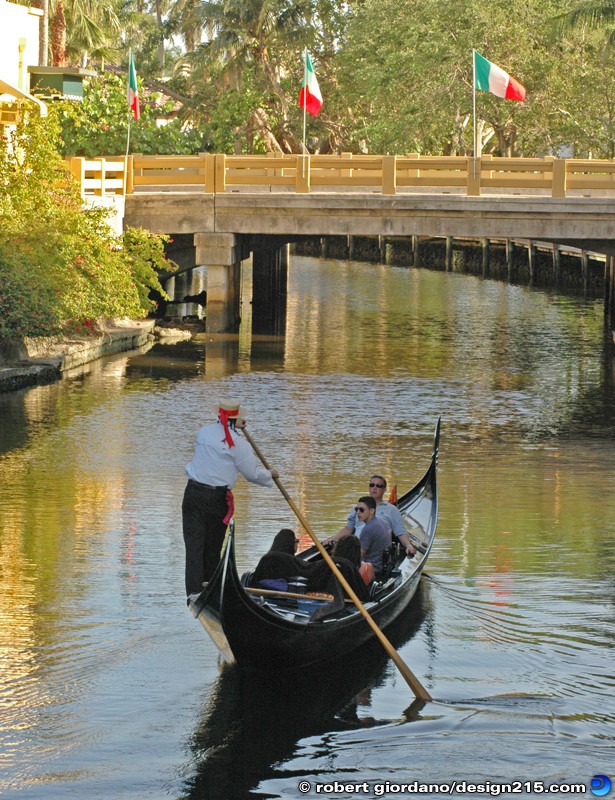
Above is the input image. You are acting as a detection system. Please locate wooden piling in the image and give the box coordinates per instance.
[506,239,514,281]
[553,244,561,287]
[581,251,589,295]
[482,239,490,278]
[445,237,453,271]
[412,236,419,267]
[528,241,537,285]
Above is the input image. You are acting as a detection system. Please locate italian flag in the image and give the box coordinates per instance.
[127,50,140,120]
[473,50,526,102]
[299,50,323,117]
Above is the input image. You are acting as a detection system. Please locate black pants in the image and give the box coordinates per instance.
[182,481,229,595]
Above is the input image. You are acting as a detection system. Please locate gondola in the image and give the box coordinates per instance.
[189,418,440,670]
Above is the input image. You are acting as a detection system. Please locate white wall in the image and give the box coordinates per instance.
[0,0,41,91]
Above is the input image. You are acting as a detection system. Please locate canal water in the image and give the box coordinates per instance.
[0,257,614,799]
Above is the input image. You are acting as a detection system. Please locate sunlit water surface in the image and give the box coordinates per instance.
[0,258,614,799]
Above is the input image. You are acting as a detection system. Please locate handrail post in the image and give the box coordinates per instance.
[467,156,481,196]
[296,153,311,193]
[69,156,85,198]
[382,155,397,195]
[265,150,274,185]
[203,153,215,192]
[125,155,134,195]
[96,158,106,198]
[482,153,493,182]
[197,151,208,191]
[552,158,567,198]
[214,153,226,193]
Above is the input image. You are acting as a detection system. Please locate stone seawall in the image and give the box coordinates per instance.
[0,319,156,394]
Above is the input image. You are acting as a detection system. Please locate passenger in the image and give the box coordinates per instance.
[251,529,311,590]
[303,534,369,601]
[325,496,391,574]
[324,475,417,559]
[252,529,370,602]
[332,534,374,587]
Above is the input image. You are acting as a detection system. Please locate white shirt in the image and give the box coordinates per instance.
[185,421,273,489]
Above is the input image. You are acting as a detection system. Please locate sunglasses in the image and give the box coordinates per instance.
[369,482,385,489]
[355,506,368,513]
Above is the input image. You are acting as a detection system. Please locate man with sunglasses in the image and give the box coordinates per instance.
[342,496,391,574]
[324,475,417,559]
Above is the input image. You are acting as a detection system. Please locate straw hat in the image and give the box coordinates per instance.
[215,398,245,447]
[214,398,243,418]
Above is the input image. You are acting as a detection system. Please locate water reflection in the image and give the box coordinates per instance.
[0,257,614,799]
[182,586,429,800]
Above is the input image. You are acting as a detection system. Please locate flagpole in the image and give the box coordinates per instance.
[472,49,477,178]
[126,47,133,159]
[302,48,308,154]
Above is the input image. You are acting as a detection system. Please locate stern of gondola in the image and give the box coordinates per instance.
[188,525,237,665]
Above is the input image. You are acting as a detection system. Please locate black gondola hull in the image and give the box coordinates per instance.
[191,419,440,670]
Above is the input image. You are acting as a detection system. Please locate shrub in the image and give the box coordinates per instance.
[0,107,175,339]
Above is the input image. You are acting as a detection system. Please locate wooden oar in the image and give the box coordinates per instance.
[243,428,432,702]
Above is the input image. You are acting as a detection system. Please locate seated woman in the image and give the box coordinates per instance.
[307,535,370,602]
[251,529,311,591]
[332,535,375,588]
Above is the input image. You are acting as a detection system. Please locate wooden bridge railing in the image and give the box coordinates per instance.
[66,153,615,199]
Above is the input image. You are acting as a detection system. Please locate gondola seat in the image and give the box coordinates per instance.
[378,542,401,582]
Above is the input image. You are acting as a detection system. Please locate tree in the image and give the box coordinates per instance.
[334,0,610,156]
[552,0,615,49]
[56,72,205,156]
[174,0,316,152]
[48,0,121,67]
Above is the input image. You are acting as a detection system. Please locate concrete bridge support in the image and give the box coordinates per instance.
[195,233,244,333]
[251,239,289,335]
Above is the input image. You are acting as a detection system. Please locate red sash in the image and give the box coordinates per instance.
[223,490,235,525]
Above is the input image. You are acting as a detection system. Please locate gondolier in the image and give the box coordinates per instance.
[182,399,278,598]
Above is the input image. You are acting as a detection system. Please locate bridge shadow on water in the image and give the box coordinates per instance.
[179,583,431,800]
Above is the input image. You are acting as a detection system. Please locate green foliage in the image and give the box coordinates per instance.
[0,109,175,339]
[56,72,204,157]
[0,252,59,340]
[121,227,174,311]
[27,0,615,157]
[335,0,615,156]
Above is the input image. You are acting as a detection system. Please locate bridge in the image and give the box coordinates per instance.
[68,154,615,333]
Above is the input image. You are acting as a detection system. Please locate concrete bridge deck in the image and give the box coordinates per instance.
[71,152,615,333]
[124,191,615,254]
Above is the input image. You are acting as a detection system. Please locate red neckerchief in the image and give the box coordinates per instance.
[219,409,238,447]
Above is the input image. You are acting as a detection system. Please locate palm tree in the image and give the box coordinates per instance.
[552,1,615,50]
[178,0,313,151]
[166,0,204,53]
[49,0,120,67]
[31,0,49,65]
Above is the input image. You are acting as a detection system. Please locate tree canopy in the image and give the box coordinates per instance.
[16,0,615,156]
